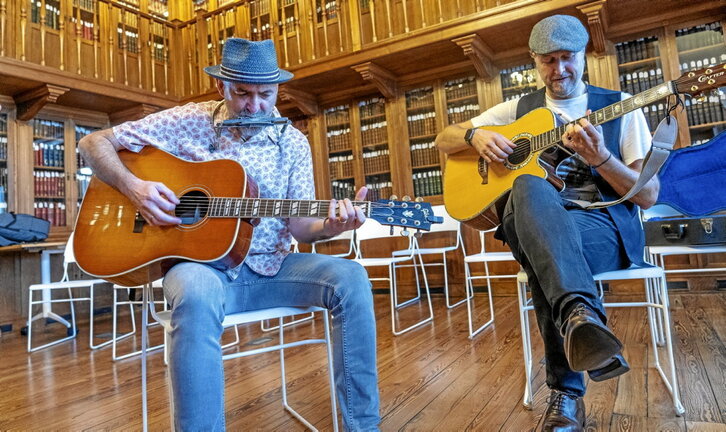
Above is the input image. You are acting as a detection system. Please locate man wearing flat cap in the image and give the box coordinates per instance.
[80,38,380,431]
[437,14,656,431]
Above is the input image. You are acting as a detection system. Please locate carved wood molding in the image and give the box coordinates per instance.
[451,34,497,81]
[577,0,609,57]
[109,104,161,125]
[14,84,69,121]
[351,62,398,99]
[278,86,319,116]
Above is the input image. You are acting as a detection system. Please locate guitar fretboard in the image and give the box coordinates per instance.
[206,198,371,218]
[531,82,675,152]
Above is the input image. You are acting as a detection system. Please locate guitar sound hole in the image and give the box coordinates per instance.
[175,191,210,225]
[507,138,531,166]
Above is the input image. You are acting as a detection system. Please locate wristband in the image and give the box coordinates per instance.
[592,153,612,169]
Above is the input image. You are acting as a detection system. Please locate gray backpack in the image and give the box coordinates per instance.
[0,213,51,246]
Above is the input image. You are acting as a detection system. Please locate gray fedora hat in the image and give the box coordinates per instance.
[204,38,293,84]
[529,14,589,54]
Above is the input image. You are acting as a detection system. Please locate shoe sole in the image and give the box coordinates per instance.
[566,322,623,372]
[588,358,630,382]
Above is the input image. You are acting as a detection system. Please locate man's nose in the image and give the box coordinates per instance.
[245,97,261,114]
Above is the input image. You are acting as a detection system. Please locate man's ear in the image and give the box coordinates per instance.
[215,79,226,98]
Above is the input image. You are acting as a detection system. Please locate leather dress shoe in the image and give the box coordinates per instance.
[588,352,630,382]
[562,303,623,372]
[540,390,585,432]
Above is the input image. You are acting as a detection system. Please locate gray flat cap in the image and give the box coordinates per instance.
[529,14,589,54]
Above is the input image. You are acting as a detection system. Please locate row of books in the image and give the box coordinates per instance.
[675,22,723,51]
[0,137,7,160]
[364,181,393,203]
[684,95,726,126]
[34,143,65,168]
[362,149,390,174]
[325,106,350,126]
[0,116,7,133]
[447,104,480,125]
[250,25,273,41]
[407,111,437,137]
[619,68,663,96]
[410,141,440,167]
[118,28,140,54]
[360,121,387,146]
[77,173,92,197]
[444,76,476,101]
[73,0,95,11]
[329,157,354,179]
[359,98,386,118]
[504,90,535,102]
[412,169,442,197]
[615,36,659,64]
[642,104,668,131]
[679,55,726,73]
[0,167,7,190]
[34,201,67,227]
[406,88,434,110]
[33,119,64,139]
[331,179,356,200]
[327,128,352,152]
[278,15,298,30]
[34,171,66,197]
[31,1,62,30]
[250,0,272,16]
[500,64,536,90]
[316,1,338,20]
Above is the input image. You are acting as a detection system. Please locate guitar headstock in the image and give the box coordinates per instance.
[674,63,726,97]
[368,199,443,231]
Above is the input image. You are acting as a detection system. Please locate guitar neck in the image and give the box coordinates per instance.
[532,81,675,152]
[205,198,371,219]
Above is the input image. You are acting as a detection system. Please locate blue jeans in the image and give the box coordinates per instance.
[162,253,381,431]
[499,176,630,396]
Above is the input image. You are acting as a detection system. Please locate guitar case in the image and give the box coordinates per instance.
[644,130,726,246]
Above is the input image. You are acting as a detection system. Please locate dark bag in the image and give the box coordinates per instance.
[644,213,726,246]
[0,213,51,247]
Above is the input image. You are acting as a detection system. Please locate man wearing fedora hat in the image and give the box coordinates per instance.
[437,15,657,431]
[79,38,380,431]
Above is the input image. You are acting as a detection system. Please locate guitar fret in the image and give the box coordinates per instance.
[233,199,241,217]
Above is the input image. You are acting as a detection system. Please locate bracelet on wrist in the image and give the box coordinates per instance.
[592,153,612,169]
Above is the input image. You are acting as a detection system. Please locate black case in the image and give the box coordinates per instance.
[644,214,726,246]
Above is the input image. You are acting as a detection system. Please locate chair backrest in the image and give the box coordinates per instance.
[290,236,300,253]
[416,205,462,250]
[311,229,356,257]
[64,232,76,265]
[354,219,412,258]
[476,227,499,254]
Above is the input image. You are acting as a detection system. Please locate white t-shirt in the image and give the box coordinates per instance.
[469,91,652,202]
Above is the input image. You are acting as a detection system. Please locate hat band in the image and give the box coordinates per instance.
[220,64,281,82]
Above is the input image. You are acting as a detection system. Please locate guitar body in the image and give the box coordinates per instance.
[443,108,560,230]
[73,147,255,287]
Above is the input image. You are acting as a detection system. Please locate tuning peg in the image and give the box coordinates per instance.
[402,195,411,202]
[414,230,423,238]
[389,194,398,201]
[389,226,394,236]
[401,229,410,237]
[415,197,424,202]
[695,94,708,103]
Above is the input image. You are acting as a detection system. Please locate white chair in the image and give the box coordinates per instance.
[27,233,112,352]
[140,283,339,432]
[391,205,467,309]
[110,279,170,361]
[353,219,433,335]
[311,229,356,258]
[463,228,518,338]
[517,262,685,415]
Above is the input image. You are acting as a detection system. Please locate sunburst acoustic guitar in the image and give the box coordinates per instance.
[443,63,726,230]
[73,147,442,287]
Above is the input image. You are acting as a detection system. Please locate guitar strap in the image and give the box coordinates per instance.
[568,115,678,210]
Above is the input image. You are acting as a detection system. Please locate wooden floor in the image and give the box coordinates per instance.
[1,291,726,431]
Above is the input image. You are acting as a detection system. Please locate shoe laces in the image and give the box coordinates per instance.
[547,391,577,415]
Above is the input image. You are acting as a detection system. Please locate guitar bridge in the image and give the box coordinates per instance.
[133,212,145,233]
[477,157,489,185]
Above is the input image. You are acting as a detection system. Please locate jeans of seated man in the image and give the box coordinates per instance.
[499,175,630,396]
[162,253,381,431]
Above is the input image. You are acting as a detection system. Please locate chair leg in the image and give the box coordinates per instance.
[323,311,339,432]
[517,277,534,409]
[27,287,80,352]
[278,316,319,430]
[650,276,685,416]
[391,255,434,336]
[465,261,495,339]
[393,257,423,309]
[260,312,315,332]
[443,253,467,309]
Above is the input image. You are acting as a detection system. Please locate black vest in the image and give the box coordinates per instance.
[516,86,645,265]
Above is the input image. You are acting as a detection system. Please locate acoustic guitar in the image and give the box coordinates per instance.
[73,147,442,287]
[443,63,726,230]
